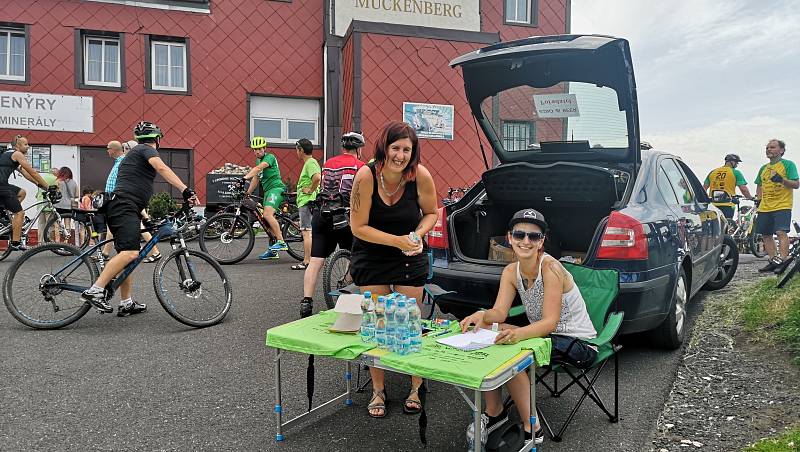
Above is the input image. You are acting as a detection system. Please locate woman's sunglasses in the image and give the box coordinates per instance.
[511,230,545,242]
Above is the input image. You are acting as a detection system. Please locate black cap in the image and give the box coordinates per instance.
[508,208,548,232]
[724,153,742,163]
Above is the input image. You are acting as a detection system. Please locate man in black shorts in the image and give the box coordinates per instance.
[81,122,198,316]
[0,134,54,251]
[300,132,366,317]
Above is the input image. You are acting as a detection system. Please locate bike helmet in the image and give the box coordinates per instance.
[133,121,163,140]
[724,153,742,163]
[250,136,268,150]
[341,132,365,150]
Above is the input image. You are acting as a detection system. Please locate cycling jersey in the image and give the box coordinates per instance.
[704,166,746,207]
[256,153,285,192]
[755,159,798,212]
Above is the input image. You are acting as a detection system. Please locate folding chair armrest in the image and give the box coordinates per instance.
[586,311,624,347]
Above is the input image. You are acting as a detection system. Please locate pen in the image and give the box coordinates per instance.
[429,330,451,338]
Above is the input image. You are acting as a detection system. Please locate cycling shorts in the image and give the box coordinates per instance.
[262,188,284,211]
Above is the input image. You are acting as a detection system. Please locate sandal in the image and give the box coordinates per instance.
[403,386,423,415]
[143,253,162,263]
[291,262,309,270]
[367,389,387,418]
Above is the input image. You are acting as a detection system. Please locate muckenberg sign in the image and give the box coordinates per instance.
[0,91,94,133]
[334,0,480,36]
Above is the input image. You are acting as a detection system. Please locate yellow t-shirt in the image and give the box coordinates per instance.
[755,159,799,212]
[705,166,746,207]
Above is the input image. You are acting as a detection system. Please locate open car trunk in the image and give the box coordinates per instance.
[451,161,631,264]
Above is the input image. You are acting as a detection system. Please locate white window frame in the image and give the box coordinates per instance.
[83,36,121,87]
[251,117,319,145]
[505,0,532,24]
[150,40,187,92]
[0,28,26,81]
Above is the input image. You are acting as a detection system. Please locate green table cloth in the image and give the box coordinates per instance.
[266,310,376,360]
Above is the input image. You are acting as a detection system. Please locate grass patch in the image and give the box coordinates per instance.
[744,425,800,451]
[737,275,800,366]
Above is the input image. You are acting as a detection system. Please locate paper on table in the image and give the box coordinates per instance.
[436,328,499,351]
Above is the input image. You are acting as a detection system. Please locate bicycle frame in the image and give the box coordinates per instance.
[0,198,62,238]
[41,217,195,299]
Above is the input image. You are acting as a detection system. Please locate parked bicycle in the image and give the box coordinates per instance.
[0,188,63,261]
[774,221,800,289]
[199,179,303,264]
[321,248,352,309]
[3,202,232,329]
[727,196,766,258]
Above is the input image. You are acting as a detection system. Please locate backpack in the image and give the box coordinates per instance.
[485,421,525,452]
[316,191,349,230]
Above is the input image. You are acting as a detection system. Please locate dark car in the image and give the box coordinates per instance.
[428,35,738,349]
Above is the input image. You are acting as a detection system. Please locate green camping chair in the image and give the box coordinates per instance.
[507,262,622,442]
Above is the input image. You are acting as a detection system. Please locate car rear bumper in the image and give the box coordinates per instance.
[432,263,675,335]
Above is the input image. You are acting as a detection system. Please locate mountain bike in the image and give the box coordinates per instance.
[0,189,64,261]
[3,202,232,329]
[775,221,800,288]
[199,180,303,264]
[41,208,103,256]
[727,196,766,258]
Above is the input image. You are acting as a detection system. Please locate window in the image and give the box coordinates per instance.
[661,159,695,205]
[249,95,321,146]
[146,36,190,94]
[502,121,535,151]
[504,0,538,27]
[85,37,120,86]
[0,25,27,83]
[83,0,210,13]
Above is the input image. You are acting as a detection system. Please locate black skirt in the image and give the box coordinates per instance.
[350,239,428,287]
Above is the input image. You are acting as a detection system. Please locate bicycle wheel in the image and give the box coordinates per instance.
[322,248,352,309]
[153,248,232,327]
[748,233,767,258]
[199,213,254,265]
[777,257,800,288]
[44,216,90,255]
[281,213,304,262]
[3,243,96,329]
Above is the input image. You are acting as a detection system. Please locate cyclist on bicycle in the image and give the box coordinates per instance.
[300,132,366,317]
[243,137,287,260]
[0,134,55,251]
[703,153,753,220]
[81,122,198,315]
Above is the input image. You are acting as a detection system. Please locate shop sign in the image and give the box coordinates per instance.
[0,91,93,133]
[403,102,454,140]
[334,0,480,36]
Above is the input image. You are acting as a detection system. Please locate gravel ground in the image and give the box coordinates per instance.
[650,255,800,451]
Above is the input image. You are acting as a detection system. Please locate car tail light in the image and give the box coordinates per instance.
[597,211,648,260]
[427,207,449,250]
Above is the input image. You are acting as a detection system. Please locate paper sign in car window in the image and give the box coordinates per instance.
[533,94,580,118]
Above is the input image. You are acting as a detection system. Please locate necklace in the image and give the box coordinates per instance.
[380,171,405,197]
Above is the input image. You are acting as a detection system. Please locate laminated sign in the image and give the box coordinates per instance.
[533,93,580,118]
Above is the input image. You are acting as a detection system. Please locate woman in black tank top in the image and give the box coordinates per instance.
[350,121,438,418]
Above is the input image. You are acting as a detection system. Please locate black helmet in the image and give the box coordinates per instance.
[342,132,365,150]
[133,121,163,141]
[724,153,742,163]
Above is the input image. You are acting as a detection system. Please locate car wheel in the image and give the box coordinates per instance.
[703,235,739,290]
[650,268,688,350]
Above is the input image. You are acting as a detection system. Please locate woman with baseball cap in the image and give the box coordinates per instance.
[459,208,597,447]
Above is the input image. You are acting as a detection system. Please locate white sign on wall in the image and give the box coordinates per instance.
[334,0,480,37]
[0,91,94,133]
[533,94,580,118]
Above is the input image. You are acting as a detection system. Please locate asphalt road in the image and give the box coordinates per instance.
[0,244,761,452]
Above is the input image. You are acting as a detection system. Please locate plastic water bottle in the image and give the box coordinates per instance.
[360,291,374,343]
[385,296,397,353]
[407,298,422,353]
[374,296,387,349]
[395,298,410,355]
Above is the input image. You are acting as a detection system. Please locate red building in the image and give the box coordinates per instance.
[0,0,568,206]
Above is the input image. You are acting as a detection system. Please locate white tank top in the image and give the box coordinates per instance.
[516,255,597,340]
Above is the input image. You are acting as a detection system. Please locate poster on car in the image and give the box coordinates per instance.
[533,93,580,118]
[403,102,454,140]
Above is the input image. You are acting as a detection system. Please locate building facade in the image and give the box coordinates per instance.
[0,0,568,207]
